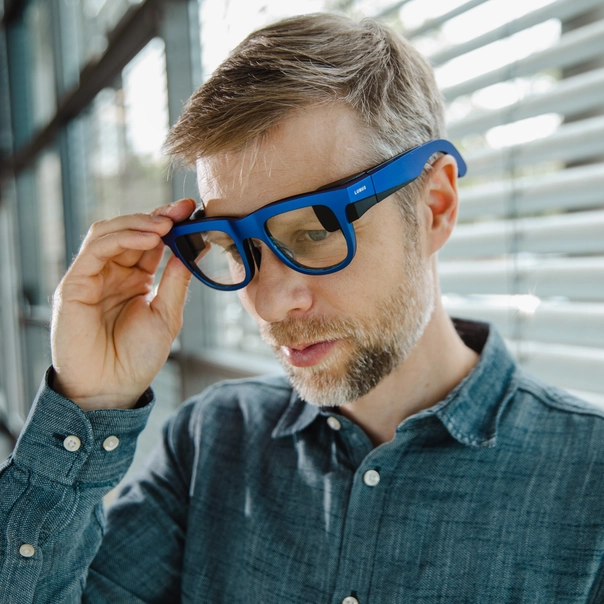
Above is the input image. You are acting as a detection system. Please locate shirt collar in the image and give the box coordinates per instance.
[272,319,518,448]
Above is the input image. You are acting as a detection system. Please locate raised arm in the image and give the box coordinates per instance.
[0,199,195,603]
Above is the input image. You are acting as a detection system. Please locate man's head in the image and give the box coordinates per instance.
[164,13,460,406]
[165,12,446,219]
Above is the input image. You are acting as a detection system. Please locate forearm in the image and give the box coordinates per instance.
[0,367,153,604]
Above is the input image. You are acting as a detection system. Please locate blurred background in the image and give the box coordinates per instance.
[0,0,603,472]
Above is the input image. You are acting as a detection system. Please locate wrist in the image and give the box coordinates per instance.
[49,367,146,411]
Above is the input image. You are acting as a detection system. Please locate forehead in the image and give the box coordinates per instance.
[196,104,370,217]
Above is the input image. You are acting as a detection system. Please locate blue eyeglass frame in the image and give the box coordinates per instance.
[162,139,467,291]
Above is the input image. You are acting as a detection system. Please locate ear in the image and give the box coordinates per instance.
[421,154,460,256]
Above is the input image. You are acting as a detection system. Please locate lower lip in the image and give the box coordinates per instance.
[281,340,338,367]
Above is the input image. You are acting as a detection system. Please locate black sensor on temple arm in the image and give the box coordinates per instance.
[189,205,206,222]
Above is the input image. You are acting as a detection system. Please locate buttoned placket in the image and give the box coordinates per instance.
[323,413,403,604]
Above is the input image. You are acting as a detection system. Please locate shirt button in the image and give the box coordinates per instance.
[19,544,35,558]
[63,435,81,452]
[327,416,342,431]
[342,597,359,604]
[363,469,380,487]
[102,436,120,451]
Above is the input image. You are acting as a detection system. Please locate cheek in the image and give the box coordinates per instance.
[319,246,404,313]
[237,287,258,320]
[347,218,409,285]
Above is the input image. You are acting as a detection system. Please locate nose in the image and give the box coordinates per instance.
[247,243,314,323]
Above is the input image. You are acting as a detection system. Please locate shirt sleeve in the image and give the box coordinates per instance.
[84,393,198,603]
[0,367,154,604]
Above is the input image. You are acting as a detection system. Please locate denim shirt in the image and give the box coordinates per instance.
[1,320,604,603]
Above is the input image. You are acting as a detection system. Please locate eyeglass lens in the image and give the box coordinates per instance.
[264,205,347,269]
[176,230,246,286]
[175,204,348,286]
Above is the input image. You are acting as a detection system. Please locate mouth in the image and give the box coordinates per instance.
[280,340,339,368]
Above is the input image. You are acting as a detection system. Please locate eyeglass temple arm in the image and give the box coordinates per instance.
[346,140,466,223]
[345,186,408,223]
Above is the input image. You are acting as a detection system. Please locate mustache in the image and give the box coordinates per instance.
[261,315,359,348]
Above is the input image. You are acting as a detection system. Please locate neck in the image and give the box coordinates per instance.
[338,303,479,447]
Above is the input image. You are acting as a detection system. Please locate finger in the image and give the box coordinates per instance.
[72,230,162,278]
[150,198,197,223]
[150,253,193,335]
[83,213,173,244]
[90,233,165,273]
[136,238,166,274]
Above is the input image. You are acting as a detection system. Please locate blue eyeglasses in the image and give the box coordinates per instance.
[162,139,466,291]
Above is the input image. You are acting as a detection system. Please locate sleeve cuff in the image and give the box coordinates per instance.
[11,367,155,485]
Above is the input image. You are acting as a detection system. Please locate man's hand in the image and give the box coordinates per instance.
[50,198,196,411]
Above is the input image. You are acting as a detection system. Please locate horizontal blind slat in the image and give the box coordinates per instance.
[405,0,490,39]
[444,299,604,348]
[442,19,604,100]
[443,210,604,258]
[458,163,604,220]
[464,115,604,176]
[429,0,604,66]
[439,257,604,300]
[372,0,415,20]
[503,339,604,393]
[448,67,604,138]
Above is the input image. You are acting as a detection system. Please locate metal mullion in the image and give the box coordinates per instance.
[0,186,26,433]
[5,8,33,153]
[160,0,206,394]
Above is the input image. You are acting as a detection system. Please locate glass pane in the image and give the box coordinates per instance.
[77,0,143,69]
[85,37,170,224]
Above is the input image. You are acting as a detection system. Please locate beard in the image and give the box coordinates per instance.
[259,244,435,407]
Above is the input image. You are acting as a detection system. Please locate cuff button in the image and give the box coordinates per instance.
[63,435,81,452]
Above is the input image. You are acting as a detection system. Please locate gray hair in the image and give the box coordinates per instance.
[165,12,446,220]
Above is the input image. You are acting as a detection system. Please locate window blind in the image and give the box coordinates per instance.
[195,0,604,405]
[366,0,604,404]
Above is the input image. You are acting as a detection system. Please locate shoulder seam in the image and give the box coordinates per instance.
[516,374,604,420]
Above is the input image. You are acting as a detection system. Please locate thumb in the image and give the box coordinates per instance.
[150,253,193,336]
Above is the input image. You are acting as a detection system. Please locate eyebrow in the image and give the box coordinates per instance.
[200,166,367,222]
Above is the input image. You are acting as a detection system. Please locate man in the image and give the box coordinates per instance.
[1,13,603,604]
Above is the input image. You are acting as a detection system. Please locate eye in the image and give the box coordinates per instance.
[306,230,329,242]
